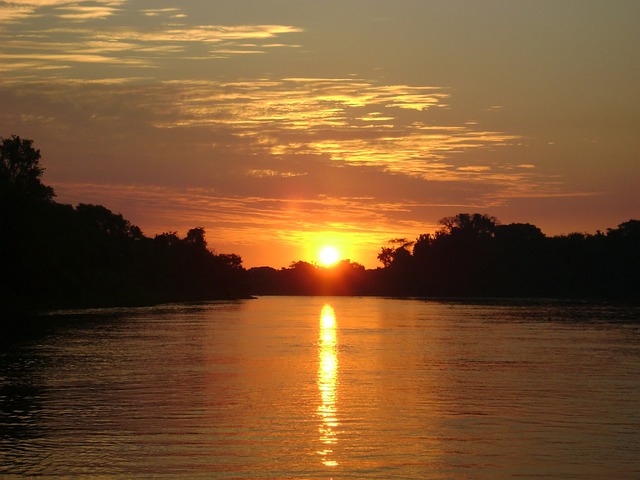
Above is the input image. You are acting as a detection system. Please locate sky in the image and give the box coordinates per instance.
[1,0,639,268]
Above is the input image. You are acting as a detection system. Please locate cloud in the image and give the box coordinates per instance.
[141,8,183,18]
[106,25,303,44]
[0,67,574,266]
[1,66,570,208]
[0,52,147,65]
[0,1,575,265]
[155,78,448,133]
[0,0,126,22]
[50,181,431,265]
[0,3,303,75]
[1,73,559,200]
[146,77,529,183]
[4,0,98,4]
[55,5,122,20]
[248,169,307,178]
[0,4,34,21]
[51,175,594,269]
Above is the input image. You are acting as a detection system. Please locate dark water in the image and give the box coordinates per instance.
[1,297,639,479]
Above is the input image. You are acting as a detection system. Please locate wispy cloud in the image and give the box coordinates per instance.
[54,5,122,20]
[0,1,525,190]
[1,72,557,196]
[1,65,569,210]
[106,25,303,44]
[50,181,445,264]
[141,8,184,19]
[149,77,528,182]
[1,0,634,266]
[0,4,34,22]
[52,177,595,268]
[0,0,126,22]
[0,2,302,75]
[0,52,148,65]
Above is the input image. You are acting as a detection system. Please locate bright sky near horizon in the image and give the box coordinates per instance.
[1,0,639,268]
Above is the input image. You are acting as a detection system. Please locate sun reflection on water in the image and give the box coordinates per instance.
[317,304,339,467]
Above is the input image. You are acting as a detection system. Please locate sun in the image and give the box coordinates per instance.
[318,246,340,266]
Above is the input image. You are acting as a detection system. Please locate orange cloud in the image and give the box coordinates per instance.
[51,181,433,267]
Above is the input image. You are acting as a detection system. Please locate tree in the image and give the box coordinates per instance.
[377,246,395,268]
[608,219,640,239]
[75,203,141,240]
[492,223,547,296]
[439,213,498,238]
[377,238,414,268]
[154,232,180,248]
[0,135,54,203]
[185,227,207,249]
[218,253,243,270]
[1,136,57,315]
[412,233,433,261]
[605,219,640,299]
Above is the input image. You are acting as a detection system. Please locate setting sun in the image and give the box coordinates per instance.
[319,246,340,266]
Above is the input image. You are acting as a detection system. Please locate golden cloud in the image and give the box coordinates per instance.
[0,0,127,21]
[148,78,531,183]
[141,8,183,18]
[0,70,563,200]
[108,25,302,44]
[55,5,121,20]
[0,4,34,21]
[0,2,303,74]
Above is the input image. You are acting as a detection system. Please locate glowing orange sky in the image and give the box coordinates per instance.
[1,1,638,268]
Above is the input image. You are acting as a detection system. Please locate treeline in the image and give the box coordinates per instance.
[1,135,247,316]
[248,260,379,296]
[2,135,639,315]
[247,213,639,300]
[375,213,640,299]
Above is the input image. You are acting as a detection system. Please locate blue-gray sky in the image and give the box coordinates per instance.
[2,0,638,267]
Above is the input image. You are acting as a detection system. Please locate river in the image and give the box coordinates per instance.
[1,296,639,478]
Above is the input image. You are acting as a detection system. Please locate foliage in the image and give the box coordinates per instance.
[1,136,248,317]
[247,259,377,296]
[376,213,640,300]
[0,135,54,204]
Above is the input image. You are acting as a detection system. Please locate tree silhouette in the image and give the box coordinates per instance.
[0,135,54,203]
[1,135,250,316]
[185,227,207,248]
[375,213,640,300]
[3,134,640,314]
[377,238,414,268]
[439,213,498,238]
[1,136,56,315]
[246,259,375,296]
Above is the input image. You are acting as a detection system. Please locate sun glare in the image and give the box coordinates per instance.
[319,246,340,266]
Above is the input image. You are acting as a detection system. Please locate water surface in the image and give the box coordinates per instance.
[1,297,639,478]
